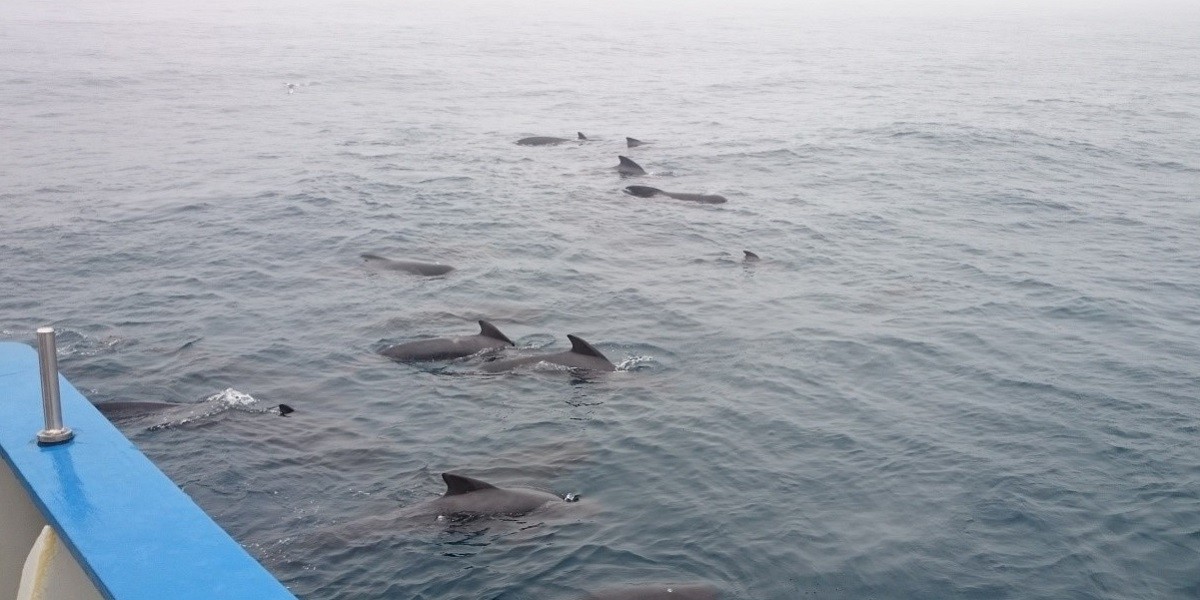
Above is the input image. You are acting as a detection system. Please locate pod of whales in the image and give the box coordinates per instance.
[481,334,616,372]
[380,320,515,362]
[518,132,588,146]
[349,127,749,588]
[623,185,727,205]
[616,156,647,176]
[407,473,570,519]
[579,584,720,600]
[361,253,455,276]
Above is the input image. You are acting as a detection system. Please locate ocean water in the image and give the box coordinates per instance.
[3,1,1200,598]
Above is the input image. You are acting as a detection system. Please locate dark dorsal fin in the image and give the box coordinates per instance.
[442,473,498,496]
[578,132,587,140]
[478,320,515,345]
[743,250,760,261]
[567,334,609,360]
[618,156,642,169]
[626,137,643,147]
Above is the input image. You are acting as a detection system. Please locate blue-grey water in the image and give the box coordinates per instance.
[3,1,1200,598]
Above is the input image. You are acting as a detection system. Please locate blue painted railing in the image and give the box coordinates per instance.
[0,341,298,600]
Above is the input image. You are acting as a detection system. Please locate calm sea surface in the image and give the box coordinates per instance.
[3,1,1199,598]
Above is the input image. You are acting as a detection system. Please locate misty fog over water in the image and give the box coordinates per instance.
[3,1,1199,598]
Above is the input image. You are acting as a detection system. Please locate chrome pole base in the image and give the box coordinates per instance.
[37,427,74,445]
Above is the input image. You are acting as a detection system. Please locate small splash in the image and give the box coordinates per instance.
[206,387,258,407]
[519,333,558,349]
[48,330,128,357]
[535,361,575,373]
[616,355,655,371]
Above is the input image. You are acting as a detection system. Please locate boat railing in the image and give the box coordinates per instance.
[35,327,74,446]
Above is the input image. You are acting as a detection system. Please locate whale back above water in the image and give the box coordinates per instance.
[623,185,661,198]
[380,319,515,362]
[580,583,720,600]
[743,250,760,262]
[622,186,727,204]
[414,473,564,518]
[481,334,616,373]
[659,191,726,204]
[94,400,293,423]
[625,137,645,148]
[517,132,588,146]
[95,401,186,422]
[361,253,455,276]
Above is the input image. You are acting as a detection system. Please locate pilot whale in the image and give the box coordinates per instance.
[404,473,572,520]
[616,156,647,176]
[361,253,454,276]
[95,401,184,421]
[95,401,293,422]
[481,334,616,373]
[580,584,720,600]
[517,132,588,146]
[380,320,515,362]
[743,250,760,262]
[623,186,726,204]
[625,137,646,148]
[317,470,587,543]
